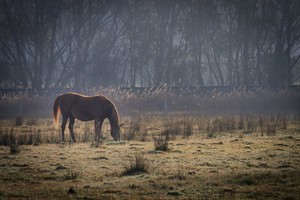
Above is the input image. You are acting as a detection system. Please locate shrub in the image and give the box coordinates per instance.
[139,130,148,142]
[161,120,181,139]
[228,176,255,186]
[206,119,217,138]
[15,129,42,145]
[33,130,42,146]
[122,153,150,176]
[17,133,30,145]
[169,169,186,180]
[197,117,208,133]
[50,131,57,143]
[276,114,287,130]
[266,122,276,136]
[243,116,256,134]
[10,142,21,154]
[182,118,193,138]
[0,128,14,146]
[9,132,21,154]
[64,170,80,180]
[153,133,169,151]
[26,117,38,126]
[238,115,244,130]
[15,116,23,126]
[123,119,142,141]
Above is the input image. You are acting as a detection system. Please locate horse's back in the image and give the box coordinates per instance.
[62,92,109,101]
[56,92,113,120]
[56,93,77,112]
[63,92,87,98]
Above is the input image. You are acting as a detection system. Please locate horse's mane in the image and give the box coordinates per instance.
[107,98,120,125]
[67,92,91,97]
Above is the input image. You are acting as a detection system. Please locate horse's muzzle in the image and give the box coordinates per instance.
[114,135,120,141]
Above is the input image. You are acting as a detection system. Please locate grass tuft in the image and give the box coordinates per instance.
[15,116,23,126]
[64,170,80,180]
[122,153,150,176]
[10,142,21,154]
[182,118,193,138]
[9,131,21,154]
[0,128,14,146]
[123,119,142,141]
[153,133,169,151]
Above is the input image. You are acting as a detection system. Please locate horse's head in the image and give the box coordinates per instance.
[109,102,123,141]
[111,123,123,141]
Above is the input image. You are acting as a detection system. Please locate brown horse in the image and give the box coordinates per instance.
[52,92,121,143]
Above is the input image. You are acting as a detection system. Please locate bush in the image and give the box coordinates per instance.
[266,122,277,136]
[9,132,21,154]
[228,176,255,186]
[123,119,142,141]
[15,116,23,126]
[122,153,150,176]
[0,128,14,146]
[17,133,30,145]
[26,117,38,126]
[64,170,80,180]
[153,133,169,151]
[182,118,193,138]
[31,130,42,146]
[161,120,181,139]
[169,169,186,180]
[206,119,217,138]
[10,142,21,154]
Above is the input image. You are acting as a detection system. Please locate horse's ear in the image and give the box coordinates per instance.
[120,123,124,128]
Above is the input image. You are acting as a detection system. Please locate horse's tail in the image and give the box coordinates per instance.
[52,95,61,129]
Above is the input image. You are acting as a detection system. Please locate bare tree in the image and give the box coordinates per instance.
[1,0,300,89]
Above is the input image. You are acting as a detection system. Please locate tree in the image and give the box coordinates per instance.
[0,0,299,89]
[0,0,63,90]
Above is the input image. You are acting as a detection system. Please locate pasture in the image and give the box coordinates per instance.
[0,89,300,199]
[0,113,299,200]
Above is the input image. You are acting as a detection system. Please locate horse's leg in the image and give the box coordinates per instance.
[61,115,68,143]
[94,119,104,147]
[68,115,76,143]
[94,120,100,146]
[98,119,104,140]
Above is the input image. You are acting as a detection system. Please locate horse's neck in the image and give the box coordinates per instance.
[108,107,119,128]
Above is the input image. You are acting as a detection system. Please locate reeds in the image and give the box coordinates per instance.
[1,87,299,118]
[123,118,142,141]
[0,112,295,147]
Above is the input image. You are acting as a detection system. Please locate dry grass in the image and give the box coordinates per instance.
[122,153,150,176]
[153,134,169,151]
[0,113,299,199]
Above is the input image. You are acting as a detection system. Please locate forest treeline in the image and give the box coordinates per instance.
[0,0,300,90]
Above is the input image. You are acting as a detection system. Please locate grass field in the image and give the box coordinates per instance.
[0,113,299,199]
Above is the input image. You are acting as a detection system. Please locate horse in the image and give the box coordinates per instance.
[52,92,122,144]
